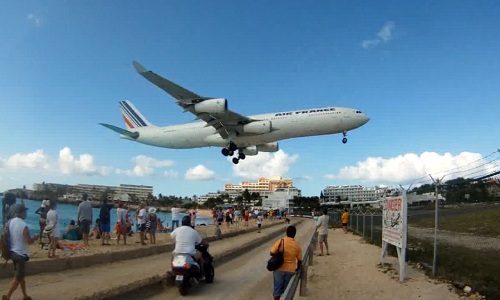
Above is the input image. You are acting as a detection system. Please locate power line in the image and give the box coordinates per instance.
[403,148,500,187]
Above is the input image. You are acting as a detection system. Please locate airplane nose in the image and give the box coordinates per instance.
[362,114,370,124]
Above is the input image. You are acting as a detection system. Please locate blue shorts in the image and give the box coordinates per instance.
[100,223,111,233]
[273,270,295,297]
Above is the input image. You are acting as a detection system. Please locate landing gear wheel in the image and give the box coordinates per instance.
[228,142,238,151]
[221,148,230,156]
[232,157,239,164]
[342,137,347,144]
[238,152,246,160]
[228,150,234,156]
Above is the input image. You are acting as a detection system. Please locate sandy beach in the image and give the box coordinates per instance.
[27,220,247,260]
[298,228,478,300]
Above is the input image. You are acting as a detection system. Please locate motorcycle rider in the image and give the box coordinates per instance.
[171,215,205,276]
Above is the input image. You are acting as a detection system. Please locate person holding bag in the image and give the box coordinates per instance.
[268,225,302,300]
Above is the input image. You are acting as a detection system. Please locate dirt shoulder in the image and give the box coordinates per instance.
[298,228,468,300]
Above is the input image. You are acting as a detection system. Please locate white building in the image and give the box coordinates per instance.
[322,185,389,203]
[262,187,301,211]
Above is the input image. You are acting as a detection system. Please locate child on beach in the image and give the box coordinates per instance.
[256,214,263,233]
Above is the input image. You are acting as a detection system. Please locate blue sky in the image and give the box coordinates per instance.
[1,1,499,197]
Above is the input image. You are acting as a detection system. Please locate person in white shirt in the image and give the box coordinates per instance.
[171,207,181,230]
[171,216,205,274]
[315,209,330,256]
[45,200,60,258]
[256,214,263,233]
[137,202,148,246]
[4,205,38,300]
[115,202,128,245]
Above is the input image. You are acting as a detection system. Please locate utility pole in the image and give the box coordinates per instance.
[429,174,445,277]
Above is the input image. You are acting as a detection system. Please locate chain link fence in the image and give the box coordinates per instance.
[328,203,500,299]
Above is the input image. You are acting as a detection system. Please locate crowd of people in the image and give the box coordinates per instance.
[1,191,336,300]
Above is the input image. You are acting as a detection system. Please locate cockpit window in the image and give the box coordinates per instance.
[356,110,362,113]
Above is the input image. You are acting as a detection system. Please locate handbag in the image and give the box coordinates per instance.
[267,239,284,271]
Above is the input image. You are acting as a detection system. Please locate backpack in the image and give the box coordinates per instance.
[1,221,12,263]
[99,205,110,222]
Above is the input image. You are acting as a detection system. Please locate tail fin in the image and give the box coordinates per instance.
[119,100,154,130]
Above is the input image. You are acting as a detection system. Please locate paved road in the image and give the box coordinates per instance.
[127,220,315,300]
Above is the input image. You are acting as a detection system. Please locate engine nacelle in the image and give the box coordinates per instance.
[257,142,279,152]
[194,98,227,115]
[242,146,258,156]
[241,143,279,156]
[241,120,272,134]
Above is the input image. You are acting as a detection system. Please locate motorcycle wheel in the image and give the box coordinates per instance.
[178,283,189,296]
[205,264,215,283]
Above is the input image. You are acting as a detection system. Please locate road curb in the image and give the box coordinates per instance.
[75,219,304,300]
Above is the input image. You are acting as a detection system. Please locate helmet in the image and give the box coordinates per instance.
[181,215,191,226]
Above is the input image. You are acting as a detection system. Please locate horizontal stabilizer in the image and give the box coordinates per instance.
[99,123,139,139]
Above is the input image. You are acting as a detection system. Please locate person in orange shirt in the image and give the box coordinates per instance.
[269,225,302,300]
[341,208,349,234]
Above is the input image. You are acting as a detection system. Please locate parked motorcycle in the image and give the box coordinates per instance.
[170,243,214,295]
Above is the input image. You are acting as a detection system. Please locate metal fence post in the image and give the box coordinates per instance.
[356,213,359,233]
[370,214,374,241]
[363,214,366,238]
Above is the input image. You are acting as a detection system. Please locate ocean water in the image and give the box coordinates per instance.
[0,198,212,236]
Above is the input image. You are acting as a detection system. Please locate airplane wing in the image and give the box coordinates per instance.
[132,61,254,139]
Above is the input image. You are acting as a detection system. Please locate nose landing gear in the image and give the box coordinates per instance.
[342,130,348,144]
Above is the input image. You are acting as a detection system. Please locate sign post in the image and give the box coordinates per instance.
[381,189,407,283]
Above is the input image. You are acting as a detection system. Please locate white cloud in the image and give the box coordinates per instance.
[377,21,395,42]
[27,13,42,27]
[164,170,179,178]
[185,165,216,181]
[2,149,50,171]
[362,21,395,49]
[232,150,299,179]
[325,151,497,185]
[116,155,174,177]
[58,147,111,175]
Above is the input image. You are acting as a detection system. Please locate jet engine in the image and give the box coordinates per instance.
[194,98,227,115]
[241,142,279,155]
[241,120,272,134]
[256,142,278,152]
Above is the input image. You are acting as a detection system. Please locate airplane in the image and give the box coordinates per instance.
[100,61,370,164]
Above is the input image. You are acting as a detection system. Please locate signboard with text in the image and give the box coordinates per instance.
[382,196,405,248]
[381,190,408,283]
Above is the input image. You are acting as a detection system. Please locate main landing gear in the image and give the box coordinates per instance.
[342,130,348,144]
[221,142,246,164]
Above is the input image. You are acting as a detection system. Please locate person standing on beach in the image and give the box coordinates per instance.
[77,193,93,247]
[136,202,148,245]
[190,209,197,228]
[171,206,180,231]
[316,209,330,256]
[3,205,38,300]
[99,198,113,246]
[115,202,128,245]
[270,225,302,300]
[147,207,158,244]
[256,213,263,233]
[244,209,250,227]
[34,200,49,245]
[46,200,60,258]
[341,208,349,234]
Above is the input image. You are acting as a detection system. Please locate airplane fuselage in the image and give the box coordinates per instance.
[127,106,369,149]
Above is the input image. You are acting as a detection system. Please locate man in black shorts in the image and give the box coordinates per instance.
[77,194,93,246]
[3,205,38,300]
